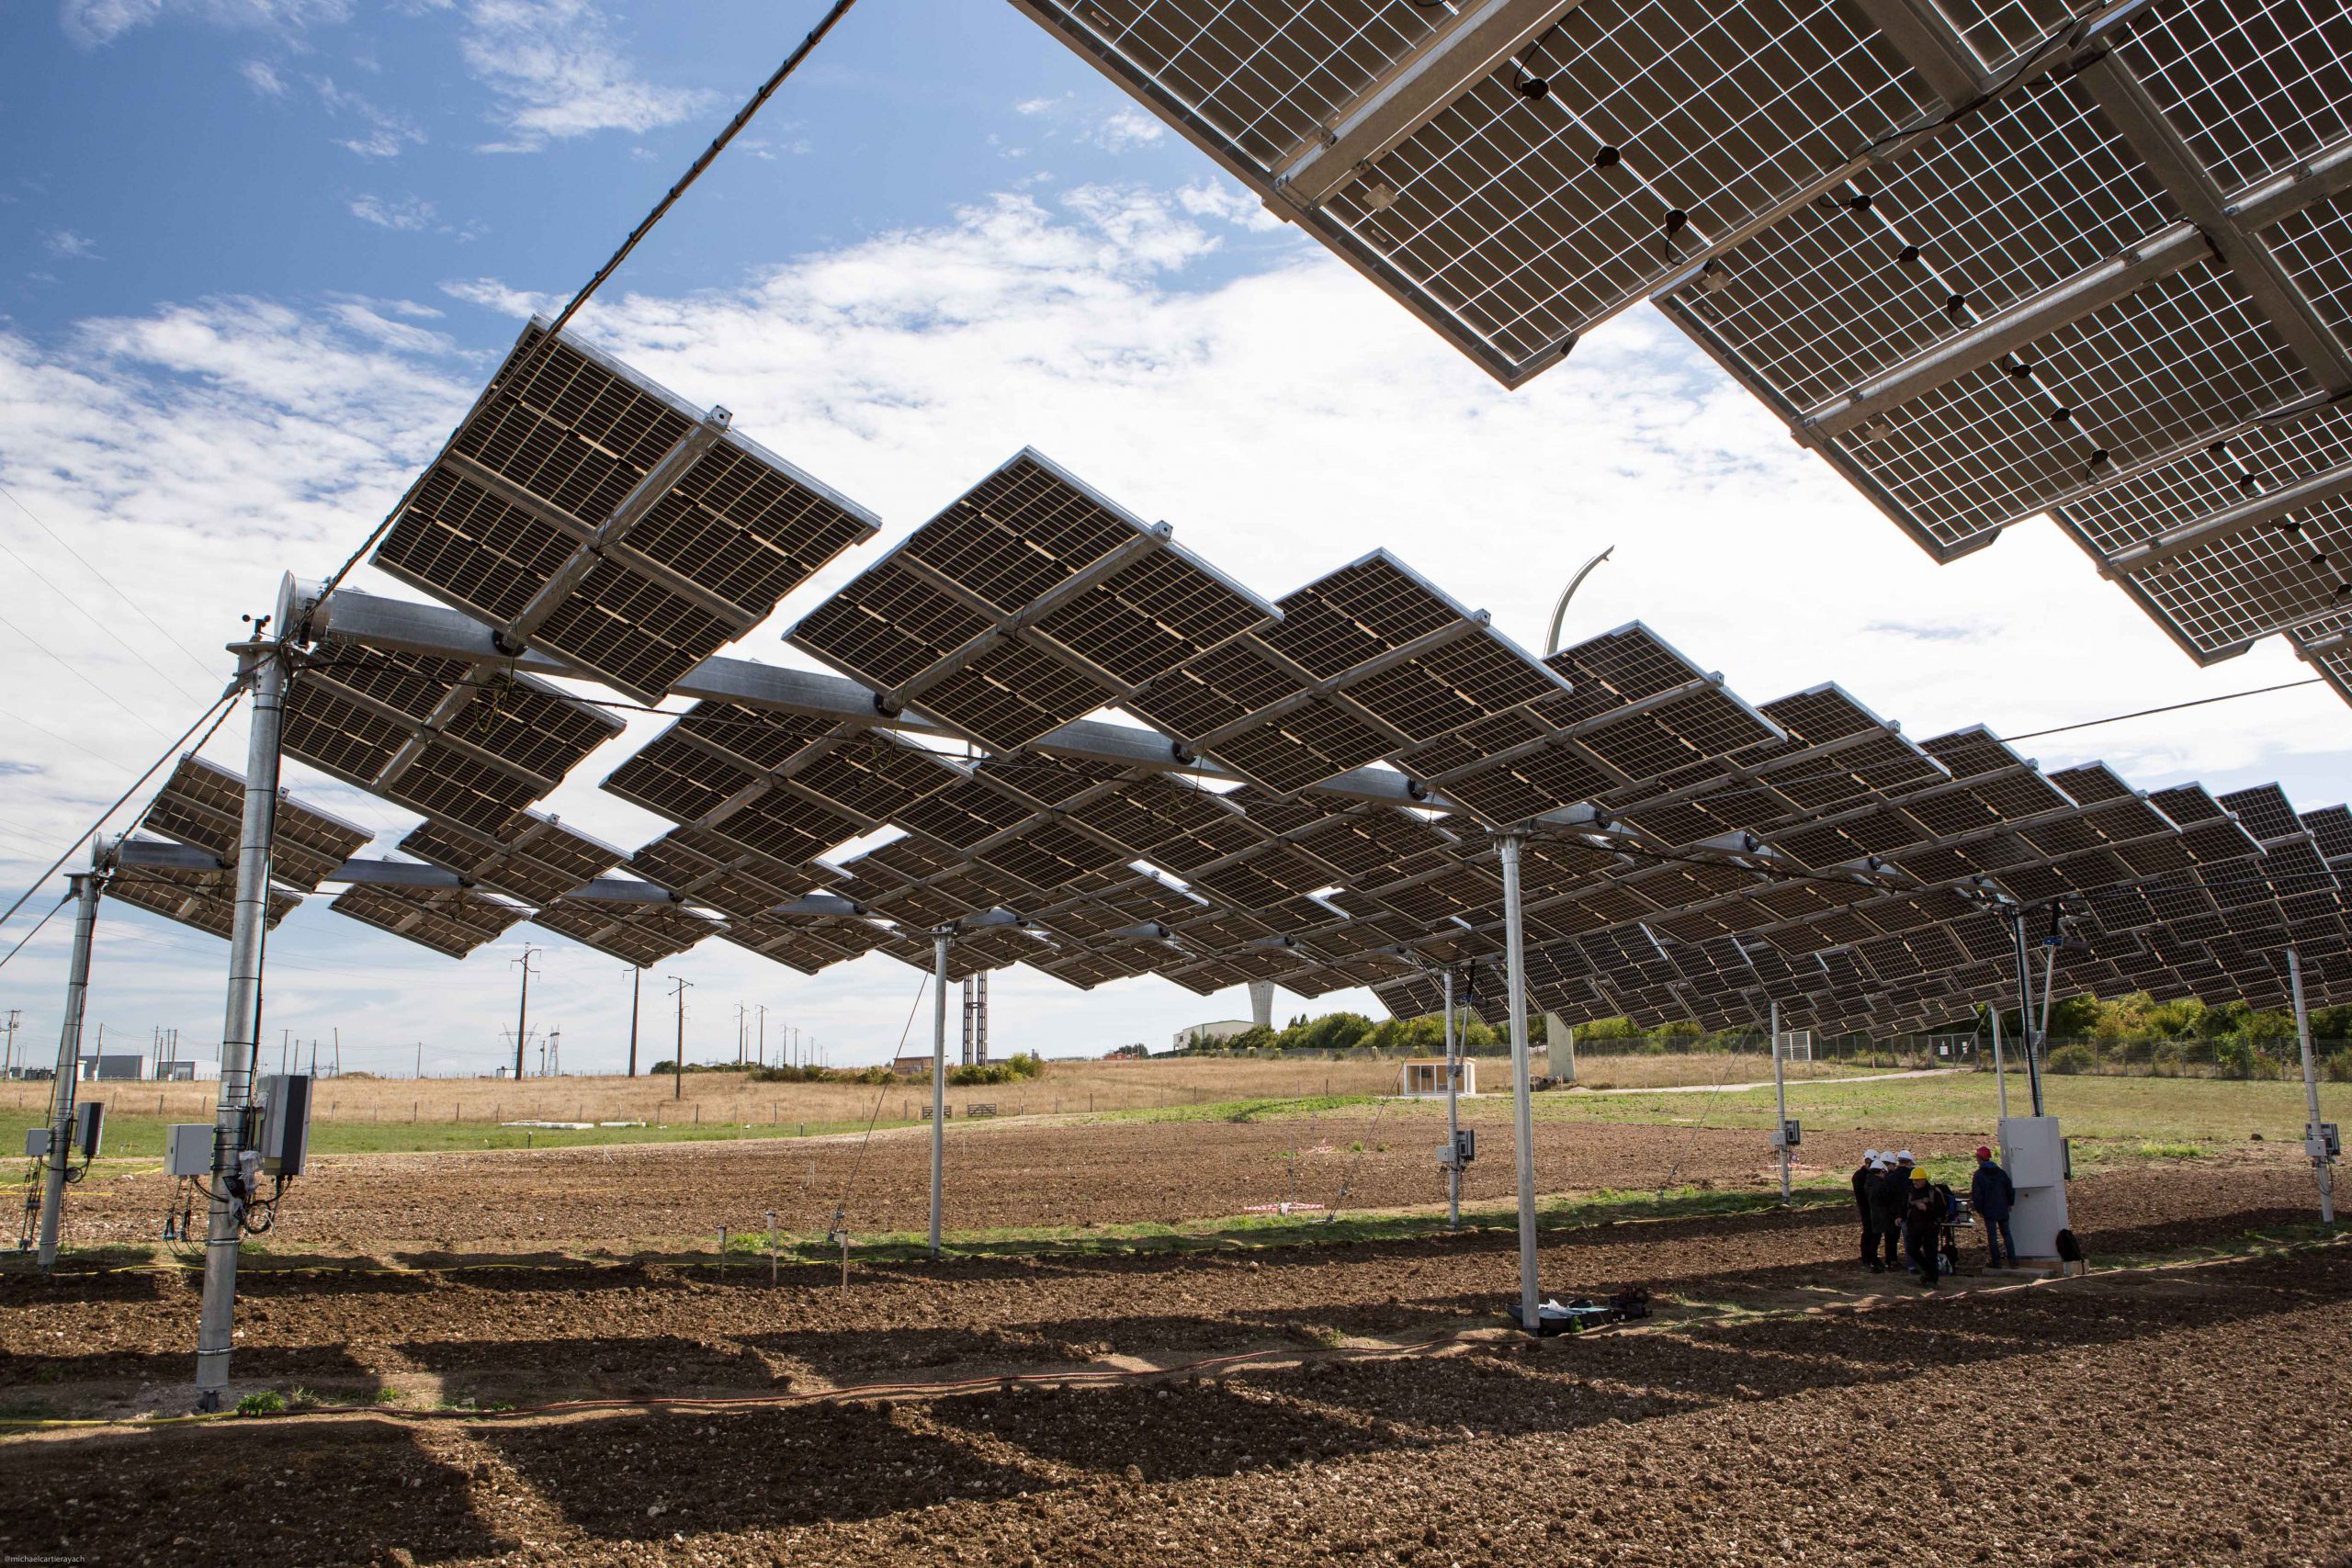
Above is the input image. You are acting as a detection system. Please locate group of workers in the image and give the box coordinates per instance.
[1849,1145,2017,1287]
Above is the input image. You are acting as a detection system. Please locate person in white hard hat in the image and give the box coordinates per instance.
[1866,1156,1905,1271]
[1892,1153,1918,1271]
[1852,1149,1883,1270]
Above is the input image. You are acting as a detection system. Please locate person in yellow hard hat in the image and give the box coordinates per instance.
[1901,1166,1944,1287]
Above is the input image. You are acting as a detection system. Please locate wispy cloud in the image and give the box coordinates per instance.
[42,230,100,261]
[1091,108,1165,152]
[314,75,425,158]
[347,193,436,231]
[59,0,351,49]
[1866,620,1984,644]
[239,58,286,96]
[460,0,715,150]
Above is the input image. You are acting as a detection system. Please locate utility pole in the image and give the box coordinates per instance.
[668,976,692,1100]
[511,946,540,1083]
[757,1004,767,1068]
[624,965,641,1077]
[3,1009,20,1078]
[736,1001,747,1067]
[332,1028,340,1078]
[413,1041,422,1079]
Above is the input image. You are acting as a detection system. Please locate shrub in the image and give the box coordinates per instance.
[2214,1037,2258,1079]
[234,1390,287,1417]
[2046,1043,2098,1076]
[2323,1050,2352,1084]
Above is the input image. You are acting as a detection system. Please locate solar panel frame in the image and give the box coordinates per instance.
[372,318,882,705]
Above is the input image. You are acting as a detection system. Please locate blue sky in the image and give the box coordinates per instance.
[3,0,2348,1079]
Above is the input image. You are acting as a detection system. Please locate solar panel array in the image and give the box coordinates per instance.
[373,320,881,704]
[1010,0,2352,701]
[136,318,2350,1037]
[106,755,370,940]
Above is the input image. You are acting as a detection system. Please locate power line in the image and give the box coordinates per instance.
[0,479,228,694]
[0,612,180,745]
[0,686,241,940]
[309,0,865,605]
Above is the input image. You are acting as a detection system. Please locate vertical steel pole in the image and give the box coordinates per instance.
[512,948,534,1082]
[626,966,640,1077]
[930,931,951,1258]
[2010,908,2045,1116]
[35,864,104,1269]
[2288,949,2336,1226]
[1499,835,1539,1334]
[1989,1009,2010,1122]
[195,641,285,1406]
[1771,1000,1791,1207]
[1442,967,1461,1231]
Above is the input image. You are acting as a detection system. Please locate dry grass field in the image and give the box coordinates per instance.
[0,1049,1870,1139]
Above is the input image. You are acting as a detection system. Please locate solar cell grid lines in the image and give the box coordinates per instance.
[531,888,719,967]
[791,450,1276,753]
[399,812,623,908]
[285,639,622,839]
[140,753,373,893]
[373,319,880,704]
[108,860,304,942]
[1012,0,2352,697]
[330,882,525,958]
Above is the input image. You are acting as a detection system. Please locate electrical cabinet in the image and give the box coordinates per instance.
[254,1074,312,1178]
[73,1100,104,1160]
[166,1123,215,1179]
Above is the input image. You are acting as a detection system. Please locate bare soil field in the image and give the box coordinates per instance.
[39,1109,2050,1254]
[0,1159,2342,1567]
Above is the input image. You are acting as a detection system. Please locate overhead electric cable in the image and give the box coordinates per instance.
[309,0,865,606]
[0,480,228,695]
[0,686,241,938]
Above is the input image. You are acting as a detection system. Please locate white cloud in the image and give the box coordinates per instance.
[346,193,435,231]
[1091,107,1165,152]
[239,58,285,96]
[2,180,2346,1071]
[1013,96,1058,117]
[439,276,559,317]
[42,230,99,261]
[59,0,350,48]
[313,75,425,158]
[459,0,716,148]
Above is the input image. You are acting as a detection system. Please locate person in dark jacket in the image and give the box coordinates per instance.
[1971,1145,2017,1267]
[1901,1167,1943,1287]
[1853,1149,1883,1269]
[1866,1156,1905,1271]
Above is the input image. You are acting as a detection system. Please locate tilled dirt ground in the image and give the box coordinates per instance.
[1,1214,2345,1565]
[29,1111,2201,1255]
[4,1145,2340,1566]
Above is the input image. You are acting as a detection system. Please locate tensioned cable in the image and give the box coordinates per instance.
[1996,677,2323,743]
[0,685,242,940]
[826,965,932,1237]
[308,0,865,607]
[0,892,74,975]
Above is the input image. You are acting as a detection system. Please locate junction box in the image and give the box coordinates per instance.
[1998,1115,2070,1259]
[166,1123,216,1179]
[254,1074,313,1178]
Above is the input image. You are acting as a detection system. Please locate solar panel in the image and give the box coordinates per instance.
[791,450,1277,751]
[140,754,372,892]
[531,888,718,966]
[399,811,622,906]
[372,319,881,704]
[108,858,303,941]
[600,711,870,867]
[1017,0,2352,699]
[1128,549,1568,801]
[285,639,623,836]
[330,882,525,958]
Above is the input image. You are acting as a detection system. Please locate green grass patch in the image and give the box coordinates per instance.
[0,1111,910,1163]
